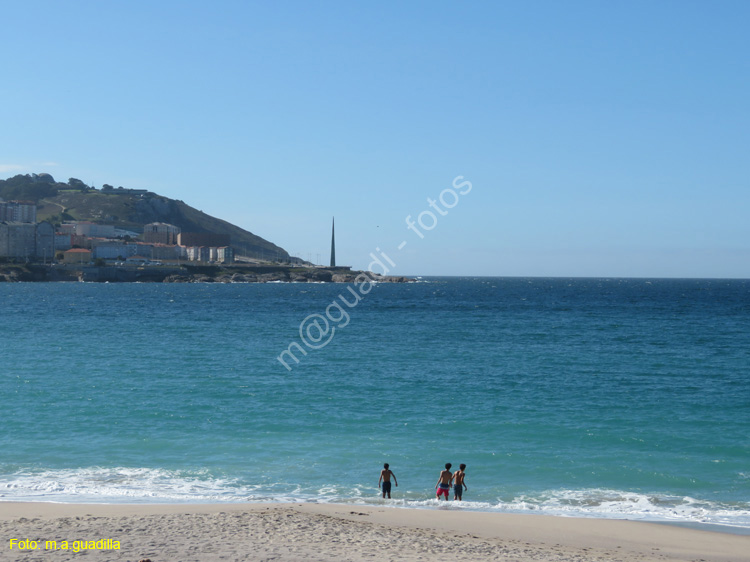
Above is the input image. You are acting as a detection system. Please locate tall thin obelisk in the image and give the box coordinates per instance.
[330,217,336,267]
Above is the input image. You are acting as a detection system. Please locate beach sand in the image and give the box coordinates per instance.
[2,502,748,562]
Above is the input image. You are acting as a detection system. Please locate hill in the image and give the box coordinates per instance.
[0,173,289,260]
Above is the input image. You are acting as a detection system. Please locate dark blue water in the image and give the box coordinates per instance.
[1,278,748,527]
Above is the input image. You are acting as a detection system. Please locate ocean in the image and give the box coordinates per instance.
[1,278,749,530]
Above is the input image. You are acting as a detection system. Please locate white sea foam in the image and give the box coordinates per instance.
[491,489,750,529]
[0,467,263,504]
[3,468,748,531]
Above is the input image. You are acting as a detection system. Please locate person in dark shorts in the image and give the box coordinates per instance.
[379,463,398,498]
[435,463,452,500]
[453,463,467,500]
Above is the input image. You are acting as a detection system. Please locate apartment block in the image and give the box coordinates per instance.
[143,222,181,245]
[0,201,37,223]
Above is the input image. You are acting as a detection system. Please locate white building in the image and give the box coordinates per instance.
[217,246,234,264]
[75,222,116,238]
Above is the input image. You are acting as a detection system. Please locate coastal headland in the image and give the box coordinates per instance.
[2,502,748,562]
[1,174,410,283]
[0,263,410,284]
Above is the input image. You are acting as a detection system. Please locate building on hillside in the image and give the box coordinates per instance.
[55,233,72,251]
[0,222,55,260]
[63,248,92,264]
[185,246,213,262]
[59,223,76,235]
[74,222,116,238]
[92,243,139,260]
[70,234,94,249]
[183,245,233,263]
[112,187,150,195]
[0,201,37,223]
[150,244,181,261]
[143,222,181,245]
[135,243,156,258]
[35,222,54,261]
[0,222,36,259]
[114,228,141,238]
[178,232,230,247]
[216,246,234,264]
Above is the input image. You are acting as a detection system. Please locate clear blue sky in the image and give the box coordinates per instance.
[2,1,749,277]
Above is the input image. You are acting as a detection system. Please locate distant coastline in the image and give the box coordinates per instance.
[0,263,411,284]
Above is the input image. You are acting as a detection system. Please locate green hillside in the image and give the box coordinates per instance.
[1,173,289,259]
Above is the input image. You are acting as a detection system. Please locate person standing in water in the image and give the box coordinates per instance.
[379,463,398,498]
[435,463,452,500]
[453,463,467,500]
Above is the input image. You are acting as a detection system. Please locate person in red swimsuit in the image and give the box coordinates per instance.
[435,463,452,499]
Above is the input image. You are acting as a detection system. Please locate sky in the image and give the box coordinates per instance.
[2,0,749,277]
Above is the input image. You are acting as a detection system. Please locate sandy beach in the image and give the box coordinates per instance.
[2,502,748,562]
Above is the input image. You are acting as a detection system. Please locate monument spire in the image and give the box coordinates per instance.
[330,217,336,267]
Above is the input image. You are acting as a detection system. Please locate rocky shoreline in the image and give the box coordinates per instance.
[0,264,411,284]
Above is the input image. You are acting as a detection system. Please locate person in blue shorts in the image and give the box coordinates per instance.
[379,463,398,498]
[453,463,467,500]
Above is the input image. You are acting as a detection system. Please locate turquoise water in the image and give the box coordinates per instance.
[1,278,749,528]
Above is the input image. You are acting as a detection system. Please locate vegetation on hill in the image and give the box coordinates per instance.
[0,173,289,259]
[0,173,61,201]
